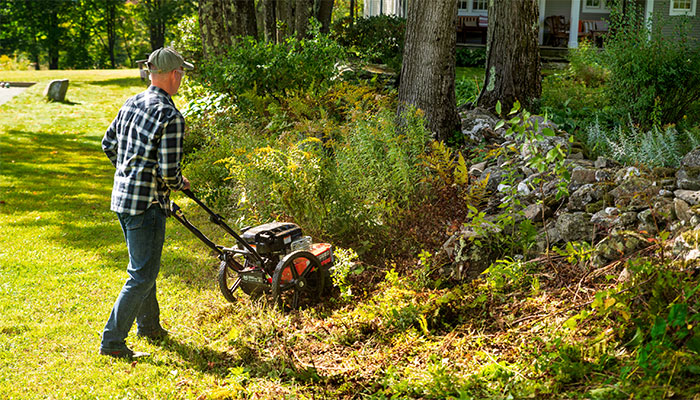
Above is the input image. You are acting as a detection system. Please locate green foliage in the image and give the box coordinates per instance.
[583,118,700,167]
[567,39,607,87]
[455,47,486,68]
[604,7,700,128]
[0,53,31,70]
[201,34,345,100]
[455,76,480,107]
[171,14,202,65]
[215,107,430,249]
[331,15,405,71]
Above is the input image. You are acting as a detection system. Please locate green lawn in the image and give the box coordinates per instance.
[0,70,249,399]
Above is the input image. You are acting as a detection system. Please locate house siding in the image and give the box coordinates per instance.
[652,0,700,41]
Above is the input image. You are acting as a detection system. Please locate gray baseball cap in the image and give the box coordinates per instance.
[147,47,194,73]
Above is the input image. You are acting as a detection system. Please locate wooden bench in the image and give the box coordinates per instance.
[457,15,488,44]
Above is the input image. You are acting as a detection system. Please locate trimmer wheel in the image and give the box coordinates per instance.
[271,250,324,310]
[217,257,263,302]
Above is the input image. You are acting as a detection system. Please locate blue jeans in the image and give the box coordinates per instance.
[100,204,166,352]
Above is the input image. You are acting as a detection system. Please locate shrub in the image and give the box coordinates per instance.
[0,54,31,70]
[455,77,480,107]
[218,108,431,249]
[455,47,486,68]
[331,15,405,72]
[567,39,607,87]
[582,118,700,167]
[604,7,700,128]
[200,32,345,100]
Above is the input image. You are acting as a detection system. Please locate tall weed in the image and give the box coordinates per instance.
[604,6,700,127]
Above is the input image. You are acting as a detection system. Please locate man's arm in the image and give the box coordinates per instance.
[102,117,119,167]
[158,114,187,191]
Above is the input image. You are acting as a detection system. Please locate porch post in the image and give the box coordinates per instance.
[539,0,547,45]
[645,0,655,30]
[568,0,581,48]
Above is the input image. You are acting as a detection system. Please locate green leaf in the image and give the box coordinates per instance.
[651,317,667,340]
[495,101,502,115]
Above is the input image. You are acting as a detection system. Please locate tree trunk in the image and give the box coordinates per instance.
[199,0,235,58]
[276,0,293,41]
[295,0,312,39]
[106,0,117,69]
[263,0,276,42]
[314,0,334,34]
[397,0,460,142]
[234,0,258,38]
[350,0,355,25]
[476,0,541,113]
[47,9,60,69]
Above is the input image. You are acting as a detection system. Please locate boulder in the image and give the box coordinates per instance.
[591,207,620,230]
[674,189,700,206]
[44,79,69,102]
[674,198,693,223]
[568,183,606,211]
[556,212,595,242]
[609,177,655,209]
[592,231,649,267]
[460,107,504,144]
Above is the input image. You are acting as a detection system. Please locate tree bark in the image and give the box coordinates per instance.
[234,0,258,38]
[314,0,334,34]
[263,0,276,42]
[295,0,312,39]
[397,0,460,142]
[275,0,293,41]
[199,0,235,58]
[476,0,542,113]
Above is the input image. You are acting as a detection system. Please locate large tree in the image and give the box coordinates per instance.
[199,0,257,57]
[477,0,541,113]
[397,0,460,142]
[138,0,195,52]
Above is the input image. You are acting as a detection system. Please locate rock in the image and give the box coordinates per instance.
[439,224,503,281]
[460,107,503,144]
[675,198,692,222]
[517,181,532,196]
[480,166,509,193]
[614,167,641,184]
[523,203,550,222]
[609,177,655,209]
[671,229,700,264]
[674,189,700,206]
[591,207,620,230]
[568,184,605,211]
[594,157,619,169]
[618,212,639,228]
[571,168,598,185]
[556,212,595,242]
[592,231,649,267]
[675,168,700,190]
[659,189,674,198]
[469,161,487,177]
[44,79,69,102]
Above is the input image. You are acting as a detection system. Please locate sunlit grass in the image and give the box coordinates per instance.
[0,69,236,399]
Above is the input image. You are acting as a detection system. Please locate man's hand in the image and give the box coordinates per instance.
[181,177,190,191]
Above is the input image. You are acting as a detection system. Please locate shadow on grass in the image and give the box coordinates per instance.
[143,337,239,377]
[88,77,145,88]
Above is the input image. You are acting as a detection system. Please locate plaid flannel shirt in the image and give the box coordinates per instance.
[102,86,186,215]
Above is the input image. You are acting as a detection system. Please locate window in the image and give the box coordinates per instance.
[458,0,488,15]
[670,0,697,16]
[582,0,610,13]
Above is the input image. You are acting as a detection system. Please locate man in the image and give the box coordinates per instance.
[100,47,193,358]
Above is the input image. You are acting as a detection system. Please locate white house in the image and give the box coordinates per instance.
[363,0,700,48]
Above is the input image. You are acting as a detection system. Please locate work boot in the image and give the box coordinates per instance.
[137,327,169,340]
[99,347,150,359]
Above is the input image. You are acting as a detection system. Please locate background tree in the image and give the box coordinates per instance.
[199,0,257,58]
[137,0,195,52]
[477,0,541,113]
[397,0,460,142]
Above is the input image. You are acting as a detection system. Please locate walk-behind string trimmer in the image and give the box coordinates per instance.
[171,189,333,310]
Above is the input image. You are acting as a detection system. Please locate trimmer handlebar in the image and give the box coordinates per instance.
[174,189,264,264]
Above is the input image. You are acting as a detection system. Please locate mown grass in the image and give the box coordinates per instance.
[0,70,256,399]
